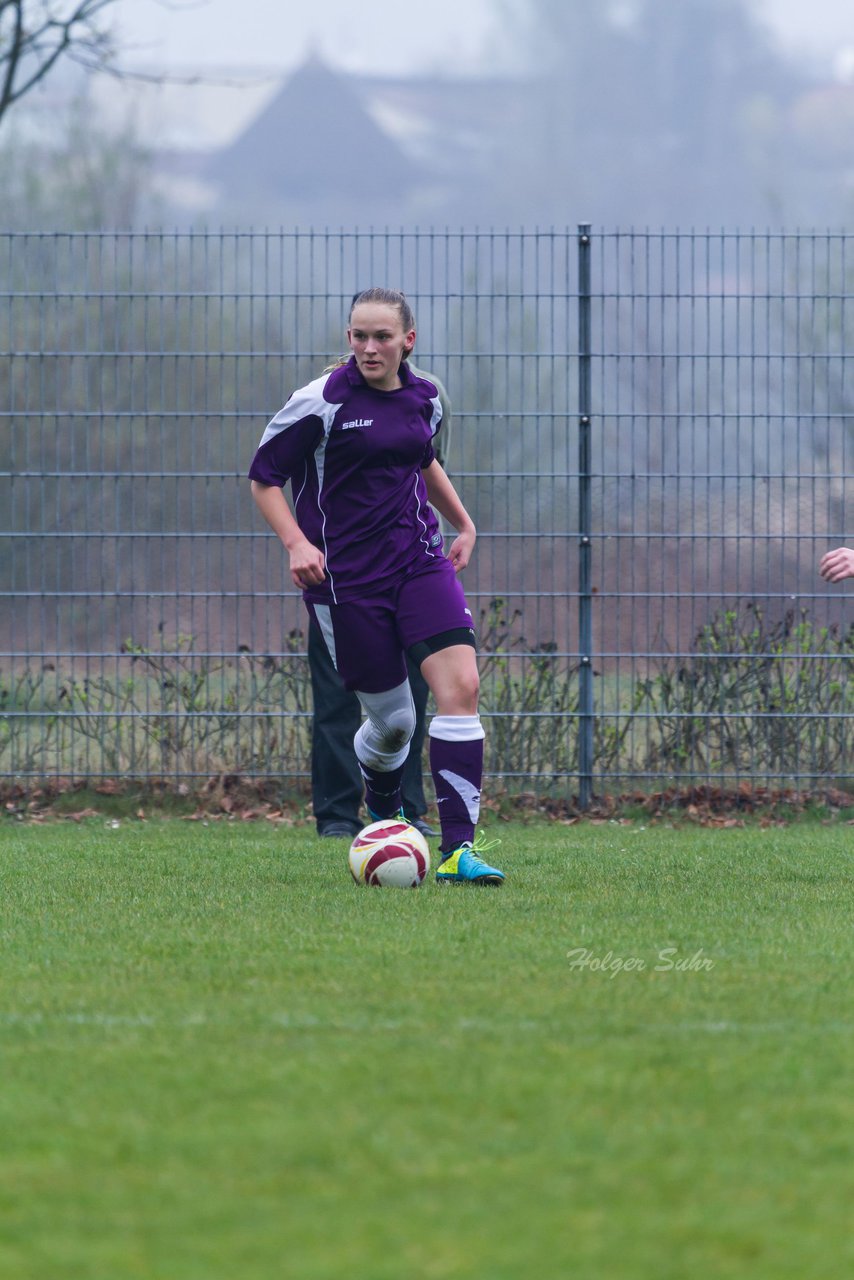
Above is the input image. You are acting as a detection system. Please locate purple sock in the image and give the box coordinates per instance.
[428,715,485,853]
[359,762,404,819]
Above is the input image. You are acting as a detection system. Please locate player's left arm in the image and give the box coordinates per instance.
[422,459,475,572]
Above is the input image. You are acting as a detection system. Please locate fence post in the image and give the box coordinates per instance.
[577,223,594,809]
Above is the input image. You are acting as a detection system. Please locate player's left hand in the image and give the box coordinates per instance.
[447,528,475,572]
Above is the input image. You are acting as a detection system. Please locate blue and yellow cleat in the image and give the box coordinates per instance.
[367,806,405,823]
[436,832,505,886]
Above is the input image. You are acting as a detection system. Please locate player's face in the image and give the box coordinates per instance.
[348,303,415,391]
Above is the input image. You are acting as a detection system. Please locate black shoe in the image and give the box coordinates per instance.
[318,821,360,839]
[408,817,439,838]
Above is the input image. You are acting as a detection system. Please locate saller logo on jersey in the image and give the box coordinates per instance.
[341,418,374,430]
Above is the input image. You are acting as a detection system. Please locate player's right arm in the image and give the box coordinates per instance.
[248,381,333,589]
[249,481,326,589]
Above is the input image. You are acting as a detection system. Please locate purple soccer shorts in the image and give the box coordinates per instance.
[307,555,475,693]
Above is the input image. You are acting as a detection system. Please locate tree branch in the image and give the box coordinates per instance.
[0,0,118,123]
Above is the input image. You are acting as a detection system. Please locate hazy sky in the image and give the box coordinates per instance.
[115,0,853,74]
[101,0,854,150]
[115,0,497,76]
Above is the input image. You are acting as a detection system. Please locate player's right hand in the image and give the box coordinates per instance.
[288,540,326,588]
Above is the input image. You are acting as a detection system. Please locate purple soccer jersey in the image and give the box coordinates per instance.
[248,357,445,604]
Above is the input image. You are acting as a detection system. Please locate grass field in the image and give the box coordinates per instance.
[1,815,853,1279]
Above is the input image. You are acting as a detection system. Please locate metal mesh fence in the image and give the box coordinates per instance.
[1,229,850,799]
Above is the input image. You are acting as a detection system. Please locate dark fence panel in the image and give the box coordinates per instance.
[591,231,851,794]
[0,229,850,798]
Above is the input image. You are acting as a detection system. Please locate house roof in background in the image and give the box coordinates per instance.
[203,56,522,204]
[205,55,418,200]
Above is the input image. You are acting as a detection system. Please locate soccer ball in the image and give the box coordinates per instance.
[348,818,431,888]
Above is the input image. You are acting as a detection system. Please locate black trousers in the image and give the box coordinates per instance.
[308,620,429,831]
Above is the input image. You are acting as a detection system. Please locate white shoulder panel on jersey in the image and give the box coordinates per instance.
[428,394,442,439]
[256,372,343,448]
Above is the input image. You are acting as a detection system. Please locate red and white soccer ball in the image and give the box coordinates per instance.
[348,818,431,888]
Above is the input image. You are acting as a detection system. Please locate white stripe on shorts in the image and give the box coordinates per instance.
[313,603,337,668]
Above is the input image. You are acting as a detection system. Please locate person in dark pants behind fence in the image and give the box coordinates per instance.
[309,622,434,837]
[309,357,453,840]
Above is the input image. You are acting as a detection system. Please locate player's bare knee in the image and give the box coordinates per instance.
[435,680,479,718]
[452,668,479,710]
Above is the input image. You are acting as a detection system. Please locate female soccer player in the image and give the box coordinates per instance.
[249,287,504,884]
[819,546,854,582]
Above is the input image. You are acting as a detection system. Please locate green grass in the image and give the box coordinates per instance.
[1,818,853,1280]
